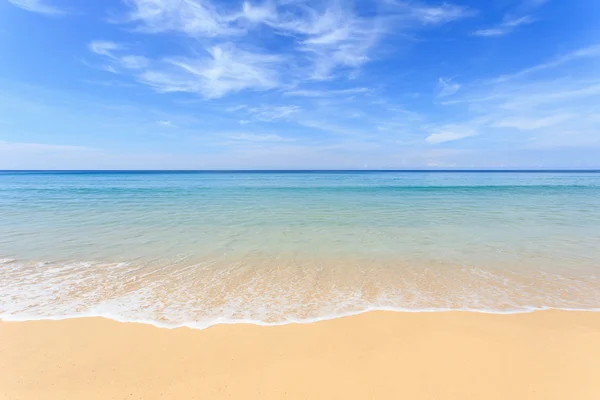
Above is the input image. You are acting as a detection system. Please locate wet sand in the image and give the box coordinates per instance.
[1,310,600,399]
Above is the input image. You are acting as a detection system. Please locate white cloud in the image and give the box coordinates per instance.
[0,140,90,152]
[89,41,283,98]
[297,119,367,137]
[235,2,276,24]
[437,77,461,97]
[473,0,548,37]
[434,44,600,149]
[280,1,474,79]
[89,41,123,57]
[499,83,600,110]
[120,55,150,70]
[236,105,301,122]
[382,1,474,24]
[7,0,64,15]
[99,0,475,97]
[82,80,137,88]
[157,120,177,128]
[493,44,600,82]
[88,41,149,70]
[426,126,477,144]
[284,87,369,97]
[159,45,282,98]
[405,3,475,25]
[491,114,574,130]
[269,2,382,80]
[227,133,291,142]
[524,128,600,149]
[121,0,380,78]
[473,15,535,37]
[123,0,237,37]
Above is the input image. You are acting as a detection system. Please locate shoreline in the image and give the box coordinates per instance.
[2,310,600,399]
[5,254,600,326]
[4,306,600,330]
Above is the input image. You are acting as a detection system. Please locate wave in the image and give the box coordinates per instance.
[2,256,599,330]
[3,306,600,331]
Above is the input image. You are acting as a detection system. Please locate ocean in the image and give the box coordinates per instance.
[1,171,599,328]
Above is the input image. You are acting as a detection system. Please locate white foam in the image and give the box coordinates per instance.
[3,306,600,331]
[2,257,600,330]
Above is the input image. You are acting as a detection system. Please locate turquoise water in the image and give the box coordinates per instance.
[1,171,600,328]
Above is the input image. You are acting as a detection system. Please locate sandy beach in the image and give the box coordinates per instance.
[1,310,600,399]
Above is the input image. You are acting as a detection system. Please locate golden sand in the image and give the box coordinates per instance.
[1,311,600,399]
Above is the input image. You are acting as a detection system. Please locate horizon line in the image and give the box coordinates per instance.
[2,169,600,173]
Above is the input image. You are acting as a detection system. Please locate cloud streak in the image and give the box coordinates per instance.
[123,0,238,37]
[85,0,474,98]
[426,126,477,144]
[437,77,461,97]
[473,15,534,37]
[432,44,600,148]
[7,0,64,14]
[141,44,283,98]
[0,140,90,152]
[120,0,386,81]
[492,45,600,82]
[405,2,475,24]
[227,133,293,142]
[284,87,370,97]
[88,41,283,98]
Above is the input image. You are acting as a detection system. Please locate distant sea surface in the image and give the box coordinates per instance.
[1,171,599,328]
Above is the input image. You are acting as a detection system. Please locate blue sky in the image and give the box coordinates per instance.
[1,0,599,169]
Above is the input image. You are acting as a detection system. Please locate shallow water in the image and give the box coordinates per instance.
[1,171,599,328]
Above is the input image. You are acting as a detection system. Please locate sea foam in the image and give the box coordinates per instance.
[1,257,599,330]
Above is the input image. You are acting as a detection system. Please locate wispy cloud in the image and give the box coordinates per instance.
[492,45,600,82]
[382,1,475,24]
[0,140,90,152]
[426,126,477,144]
[284,87,370,97]
[277,2,382,80]
[227,133,292,142]
[473,15,535,37]
[89,41,122,57]
[86,0,475,98]
[123,0,240,37]
[143,44,282,98]
[491,113,574,130]
[88,41,282,98]
[403,2,476,24]
[82,79,137,88]
[437,77,461,97]
[7,0,64,15]
[473,0,549,38]
[157,120,177,128]
[434,44,600,148]
[297,119,368,137]
[232,105,301,122]
[120,0,383,80]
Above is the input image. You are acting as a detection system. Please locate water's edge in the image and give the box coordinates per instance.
[3,306,600,330]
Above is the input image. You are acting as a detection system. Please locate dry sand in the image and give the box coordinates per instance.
[1,310,600,399]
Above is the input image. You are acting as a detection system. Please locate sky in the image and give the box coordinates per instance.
[1,0,599,169]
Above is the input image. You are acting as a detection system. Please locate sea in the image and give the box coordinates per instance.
[1,170,599,328]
